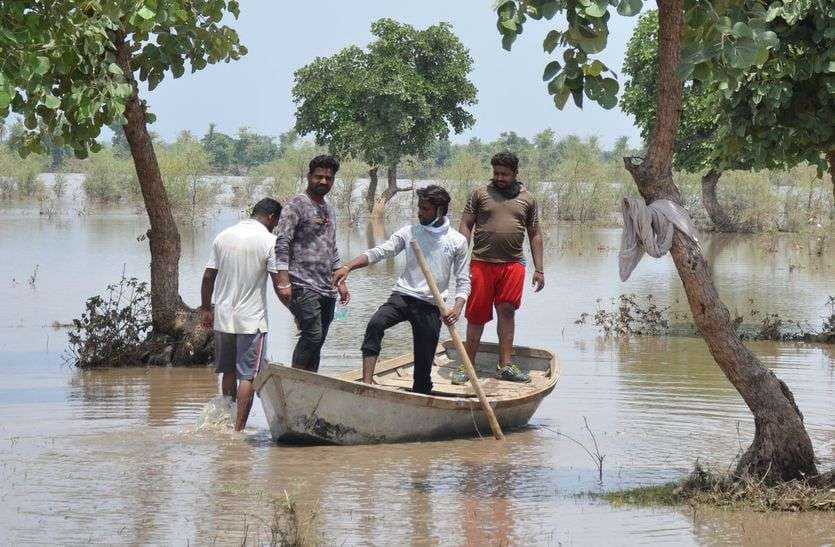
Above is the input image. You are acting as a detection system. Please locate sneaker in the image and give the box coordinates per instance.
[450,366,469,385]
[496,363,531,383]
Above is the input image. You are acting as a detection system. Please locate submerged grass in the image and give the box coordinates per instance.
[603,464,835,512]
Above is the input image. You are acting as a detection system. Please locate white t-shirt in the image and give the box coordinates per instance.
[206,219,277,334]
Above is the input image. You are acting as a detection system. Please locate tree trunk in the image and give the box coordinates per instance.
[828,150,834,215]
[365,166,379,214]
[115,30,211,366]
[700,169,737,232]
[370,164,414,219]
[115,30,182,335]
[622,0,817,483]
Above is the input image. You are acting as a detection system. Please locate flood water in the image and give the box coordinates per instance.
[1,189,834,545]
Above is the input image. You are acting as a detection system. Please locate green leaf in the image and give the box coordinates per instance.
[543,30,560,53]
[726,38,762,69]
[548,72,567,94]
[584,1,607,18]
[108,63,123,76]
[541,1,559,19]
[0,90,11,110]
[827,61,835,73]
[617,0,642,17]
[584,59,606,76]
[554,86,571,109]
[502,32,517,51]
[732,22,753,40]
[137,6,156,20]
[757,31,779,50]
[765,2,782,22]
[677,61,694,80]
[715,17,732,34]
[542,60,562,81]
[44,94,60,109]
[35,56,50,75]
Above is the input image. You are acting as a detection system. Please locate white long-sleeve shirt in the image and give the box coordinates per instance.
[364,217,470,305]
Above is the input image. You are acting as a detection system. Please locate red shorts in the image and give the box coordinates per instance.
[465,260,525,325]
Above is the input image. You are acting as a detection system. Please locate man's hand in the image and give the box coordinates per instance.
[532,271,545,292]
[443,300,465,326]
[278,286,292,307]
[200,308,213,329]
[337,282,350,305]
[332,265,349,287]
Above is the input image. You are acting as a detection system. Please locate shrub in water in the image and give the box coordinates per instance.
[67,276,152,367]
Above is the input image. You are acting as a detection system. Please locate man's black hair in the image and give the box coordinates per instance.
[490,151,519,172]
[309,154,340,174]
[251,197,282,218]
[416,184,452,217]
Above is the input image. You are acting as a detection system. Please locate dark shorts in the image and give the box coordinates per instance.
[213,331,267,380]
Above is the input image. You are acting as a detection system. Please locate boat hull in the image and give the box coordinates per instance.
[254,342,558,445]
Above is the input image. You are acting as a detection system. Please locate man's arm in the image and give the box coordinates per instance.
[527,222,545,292]
[332,228,407,287]
[458,212,476,244]
[443,240,470,326]
[274,201,300,307]
[458,188,479,244]
[200,268,218,328]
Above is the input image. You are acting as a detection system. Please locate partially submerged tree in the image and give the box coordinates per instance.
[494,0,822,483]
[0,0,246,364]
[293,18,477,217]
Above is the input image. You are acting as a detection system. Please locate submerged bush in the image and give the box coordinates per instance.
[84,148,136,203]
[67,276,152,368]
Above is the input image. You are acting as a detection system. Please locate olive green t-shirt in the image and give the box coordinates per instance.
[463,183,539,263]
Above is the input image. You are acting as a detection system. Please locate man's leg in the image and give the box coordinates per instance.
[463,260,495,366]
[234,332,266,431]
[214,332,237,399]
[494,262,529,382]
[221,373,237,401]
[290,288,324,371]
[235,380,254,431]
[408,300,442,394]
[311,294,337,371]
[464,322,485,367]
[360,294,407,381]
[495,302,516,366]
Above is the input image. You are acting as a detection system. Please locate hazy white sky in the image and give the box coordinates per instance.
[147,1,648,148]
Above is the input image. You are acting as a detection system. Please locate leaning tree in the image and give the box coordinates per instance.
[0,0,246,364]
[494,0,826,483]
[292,18,477,218]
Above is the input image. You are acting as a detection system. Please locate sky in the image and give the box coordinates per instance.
[147,1,648,149]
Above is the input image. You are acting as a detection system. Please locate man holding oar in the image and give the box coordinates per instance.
[455,151,545,385]
[332,185,470,394]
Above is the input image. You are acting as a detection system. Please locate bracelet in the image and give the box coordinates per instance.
[535,270,544,274]
[277,283,292,290]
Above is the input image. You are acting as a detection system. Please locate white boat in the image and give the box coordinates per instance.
[253,340,560,444]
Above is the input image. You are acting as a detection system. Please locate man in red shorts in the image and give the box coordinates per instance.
[454,151,544,384]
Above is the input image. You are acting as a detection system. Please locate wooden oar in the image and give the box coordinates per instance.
[409,239,505,441]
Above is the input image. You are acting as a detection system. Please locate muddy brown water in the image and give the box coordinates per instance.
[1,201,833,545]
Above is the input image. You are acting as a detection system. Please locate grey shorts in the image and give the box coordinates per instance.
[213,331,267,380]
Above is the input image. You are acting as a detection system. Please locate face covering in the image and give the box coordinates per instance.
[493,180,522,199]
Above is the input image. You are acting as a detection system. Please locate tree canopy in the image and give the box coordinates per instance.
[622,5,835,177]
[292,18,477,169]
[621,10,719,173]
[495,0,781,111]
[0,0,246,158]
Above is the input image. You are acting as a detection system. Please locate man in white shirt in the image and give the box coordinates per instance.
[200,198,283,431]
[332,186,470,394]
